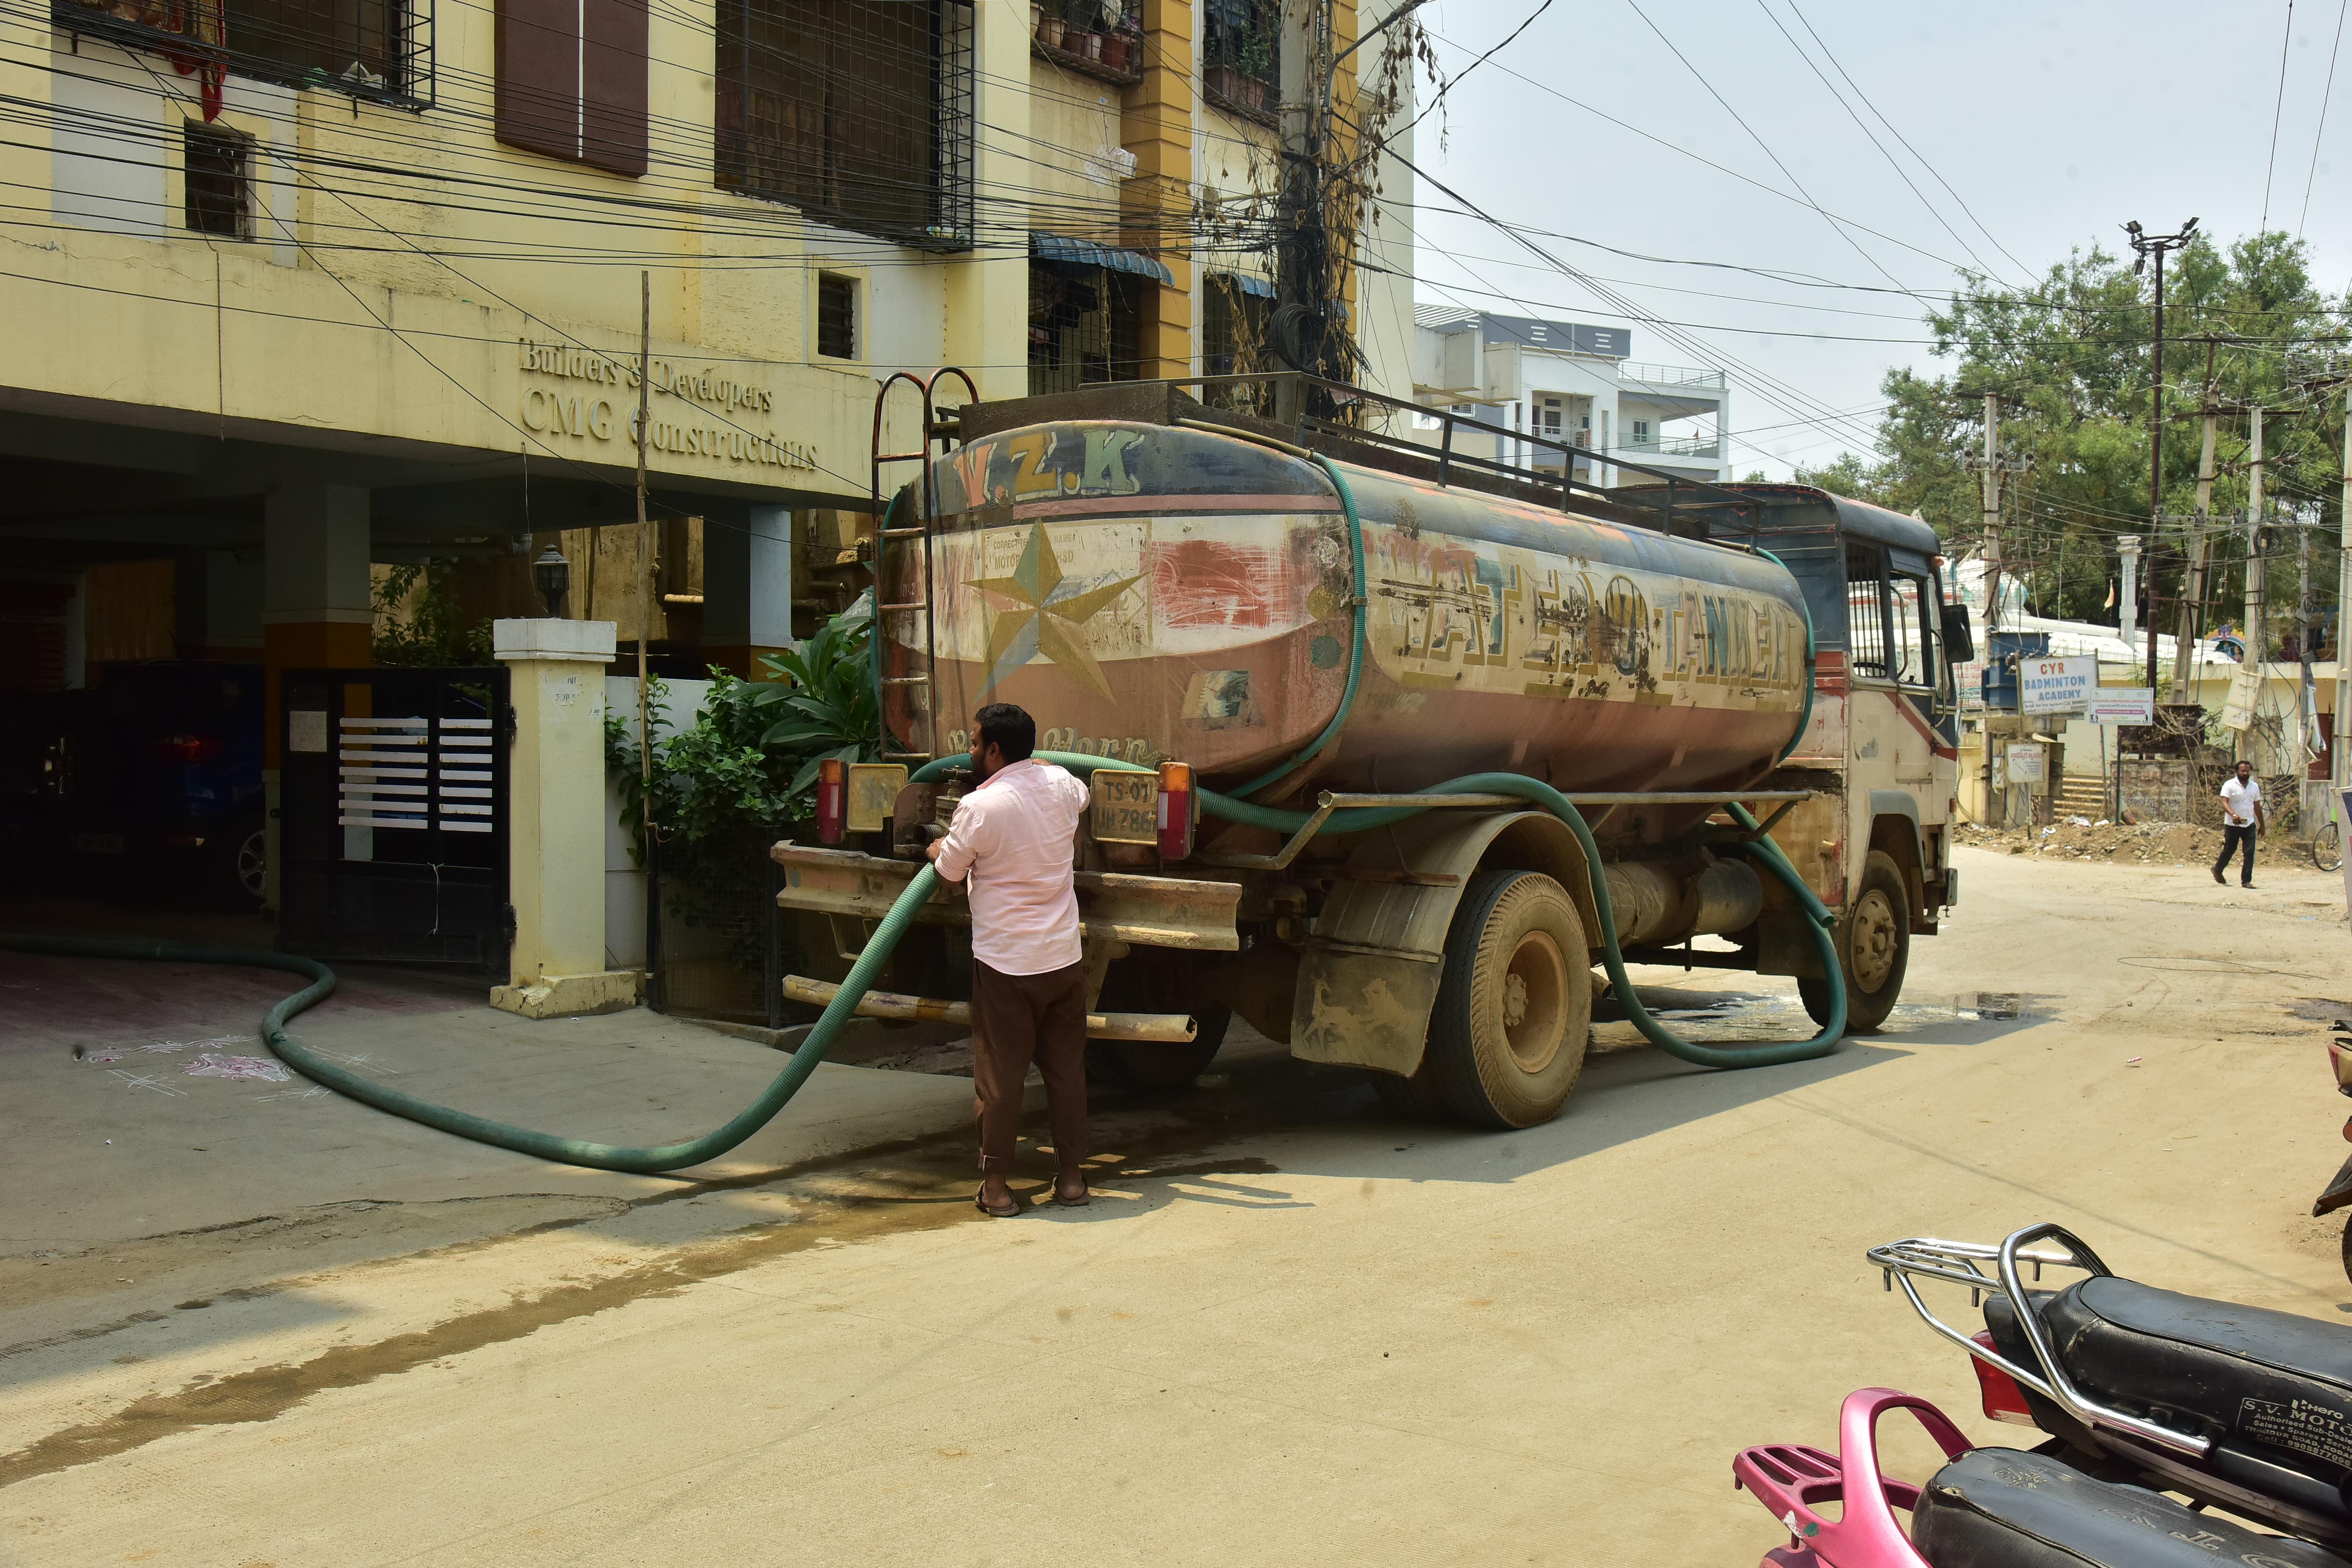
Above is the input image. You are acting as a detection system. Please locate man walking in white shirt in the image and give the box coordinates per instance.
[2212,760,2265,888]
[928,703,1094,1216]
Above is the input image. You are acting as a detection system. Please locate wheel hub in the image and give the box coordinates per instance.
[1850,890,1899,993]
[1499,931,1568,1073]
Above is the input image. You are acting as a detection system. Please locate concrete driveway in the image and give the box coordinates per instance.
[1,847,2347,1565]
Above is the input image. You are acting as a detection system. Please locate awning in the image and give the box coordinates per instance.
[1213,271,1277,299]
[1030,231,1176,286]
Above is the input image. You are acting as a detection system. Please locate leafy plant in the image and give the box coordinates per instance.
[751,591,879,799]
[372,562,495,667]
[603,593,880,862]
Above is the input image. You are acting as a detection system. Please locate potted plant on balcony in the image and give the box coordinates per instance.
[1039,11,1064,46]
[1101,31,1129,70]
[1236,28,1274,111]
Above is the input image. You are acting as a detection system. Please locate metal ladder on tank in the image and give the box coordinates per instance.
[868,368,977,764]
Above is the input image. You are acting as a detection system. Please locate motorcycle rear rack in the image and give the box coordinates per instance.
[1734,1387,1973,1568]
[1866,1225,2214,1462]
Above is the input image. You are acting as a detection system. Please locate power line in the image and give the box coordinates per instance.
[2300,0,2348,238]
[2263,0,2297,231]
[1749,0,2011,287]
[1779,0,2035,282]
[1619,0,1928,305]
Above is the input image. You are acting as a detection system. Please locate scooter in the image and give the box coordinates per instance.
[1734,1385,2345,1567]
[1872,1223,2352,1552]
[2312,1028,2352,1283]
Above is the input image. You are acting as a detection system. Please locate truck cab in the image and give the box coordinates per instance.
[1710,486,1966,1030]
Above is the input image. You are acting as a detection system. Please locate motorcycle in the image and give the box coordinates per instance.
[1871,1223,2352,1552]
[2313,1027,2352,1283]
[1734,1384,2344,1567]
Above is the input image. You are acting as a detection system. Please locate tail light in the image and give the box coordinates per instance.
[1970,1330,2035,1425]
[159,734,224,763]
[1156,761,1195,860]
[816,757,847,845]
[2329,1037,2352,1095]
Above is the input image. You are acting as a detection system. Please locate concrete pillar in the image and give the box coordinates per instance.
[1124,0,1194,380]
[261,481,372,911]
[703,504,795,677]
[491,618,641,1018]
[945,0,1033,401]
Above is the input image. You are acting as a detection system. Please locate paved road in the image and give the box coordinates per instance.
[2,848,2347,1565]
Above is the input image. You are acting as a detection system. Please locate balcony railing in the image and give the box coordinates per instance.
[1618,435,1721,460]
[1618,361,1725,389]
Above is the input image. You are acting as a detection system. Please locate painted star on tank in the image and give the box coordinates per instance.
[967,523,1141,700]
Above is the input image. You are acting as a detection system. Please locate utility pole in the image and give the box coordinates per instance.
[2338,391,2351,802]
[1274,0,1425,423]
[2242,405,2266,764]
[1977,391,2003,824]
[2126,217,2199,694]
[2118,536,2142,650]
[634,269,654,821]
[2171,340,2222,692]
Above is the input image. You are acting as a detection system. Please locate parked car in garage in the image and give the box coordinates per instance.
[0,662,266,903]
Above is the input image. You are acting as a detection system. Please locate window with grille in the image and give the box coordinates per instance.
[55,0,432,104]
[1845,542,1893,681]
[816,274,858,358]
[1027,260,1141,395]
[715,0,975,248]
[1201,275,1271,413]
[184,122,251,238]
[1202,0,1277,122]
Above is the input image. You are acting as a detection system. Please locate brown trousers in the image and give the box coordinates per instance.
[969,959,1089,1173]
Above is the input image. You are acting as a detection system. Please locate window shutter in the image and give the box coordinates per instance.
[582,0,649,176]
[496,0,578,163]
[498,0,647,176]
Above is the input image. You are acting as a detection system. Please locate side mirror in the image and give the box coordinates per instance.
[1941,603,1975,665]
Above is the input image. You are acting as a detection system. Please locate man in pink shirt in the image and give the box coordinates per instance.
[927,703,1094,1216]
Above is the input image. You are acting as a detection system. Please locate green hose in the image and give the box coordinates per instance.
[923,750,1848,1066]
[0,865,948,1176]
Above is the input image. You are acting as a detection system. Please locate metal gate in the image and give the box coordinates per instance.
[279,666,510,968]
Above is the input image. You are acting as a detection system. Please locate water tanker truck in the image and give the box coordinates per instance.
[772,378,1968,1129]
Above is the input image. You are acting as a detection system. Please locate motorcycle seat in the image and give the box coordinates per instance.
[2024,1278,2352,1473]
[1911,1446,2346,1568]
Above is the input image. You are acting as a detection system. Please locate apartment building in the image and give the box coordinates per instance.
[0,0,1413,899]
[1409,306,1732,486]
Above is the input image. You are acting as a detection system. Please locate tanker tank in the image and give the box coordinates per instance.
[879,416,1812,799]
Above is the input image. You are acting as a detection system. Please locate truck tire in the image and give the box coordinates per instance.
[1799,849,1910,1035]
[1427,870,1592,1129]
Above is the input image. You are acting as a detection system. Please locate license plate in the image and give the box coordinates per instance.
[1089,771,1159,845]
[73,832,126,855]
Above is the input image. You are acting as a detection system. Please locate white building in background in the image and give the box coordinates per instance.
[1407,306,1734,485]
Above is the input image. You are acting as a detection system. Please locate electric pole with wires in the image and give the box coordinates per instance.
[2125,216,2199,694]
[1273,0,1425,422]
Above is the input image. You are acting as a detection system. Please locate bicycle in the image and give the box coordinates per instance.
[2317,813,2345,873]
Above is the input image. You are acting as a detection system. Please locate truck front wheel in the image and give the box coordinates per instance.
[1799,849,1911,1035]
[1427,870,1592,1129]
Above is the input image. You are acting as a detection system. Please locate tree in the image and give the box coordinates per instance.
[1809,231,2348,628]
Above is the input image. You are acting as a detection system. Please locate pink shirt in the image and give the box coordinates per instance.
[934,759,1090,975]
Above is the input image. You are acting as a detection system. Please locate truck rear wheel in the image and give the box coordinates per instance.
[1427,870,1592,1129]
[1799,849,1911,1035]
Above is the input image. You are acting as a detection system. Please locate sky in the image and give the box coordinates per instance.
[1398,0,2351,480]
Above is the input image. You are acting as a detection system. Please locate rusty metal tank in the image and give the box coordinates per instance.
[879,417,1811,798]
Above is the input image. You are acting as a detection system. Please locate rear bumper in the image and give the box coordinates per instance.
[769,843,1242,952]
